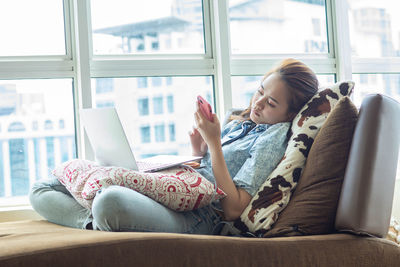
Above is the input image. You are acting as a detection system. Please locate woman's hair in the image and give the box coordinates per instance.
[231,58,319,121]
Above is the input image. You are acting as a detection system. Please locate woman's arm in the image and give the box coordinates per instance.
[194,105,252,221]
[207,142,252,220]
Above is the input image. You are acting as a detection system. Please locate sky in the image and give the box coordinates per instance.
[90,0,174,30]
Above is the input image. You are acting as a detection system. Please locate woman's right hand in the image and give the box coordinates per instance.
[189,127,208,156]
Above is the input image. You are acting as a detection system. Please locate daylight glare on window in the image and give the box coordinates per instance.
[348,0,400,58]
[229,0,328,54]
[90,0,205,55]
[0,0,65,56]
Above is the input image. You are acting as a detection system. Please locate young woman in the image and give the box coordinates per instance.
[30,58,318,235]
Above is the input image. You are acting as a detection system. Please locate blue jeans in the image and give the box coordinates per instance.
[29,176,222,234]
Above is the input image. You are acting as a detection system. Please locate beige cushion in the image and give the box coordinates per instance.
[264,97,358,237]
[1,220,400,267]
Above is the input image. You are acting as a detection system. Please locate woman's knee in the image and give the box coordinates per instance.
[91,186,129,227]
[91,186,162,231]
[29,179,58,206]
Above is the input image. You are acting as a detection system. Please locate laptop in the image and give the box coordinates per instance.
[80,107,202,172]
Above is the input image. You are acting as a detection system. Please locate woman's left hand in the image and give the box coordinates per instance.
[194,102,221,148]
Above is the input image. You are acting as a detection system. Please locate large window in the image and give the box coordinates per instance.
[0,0,399,219]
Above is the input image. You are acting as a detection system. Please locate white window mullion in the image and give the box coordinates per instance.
[329,0,352,81]
[91,58,214,77]
[352,58,400,73]
[231,56,336,76]
[202,0,213,60]
[210,0,232,117]
[70,0,94,160]
[63,0,73,60]
[0,59,74,79]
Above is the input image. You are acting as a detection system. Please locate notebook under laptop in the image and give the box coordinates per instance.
[80,107,202,172]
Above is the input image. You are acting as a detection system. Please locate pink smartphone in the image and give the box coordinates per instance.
[197,95,213,121]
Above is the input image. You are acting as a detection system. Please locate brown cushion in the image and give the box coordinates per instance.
[264,97,358,237]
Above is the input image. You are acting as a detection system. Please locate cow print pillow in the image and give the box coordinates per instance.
[224,81,355,237]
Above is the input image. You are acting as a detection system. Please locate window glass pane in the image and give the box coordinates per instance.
[153,96,164,114]
[91,0,205,55]
[0,1,65,56]
[138,98,149,116]
[167,95,174,113]
[0,79,76,199]
[92,76,213,159]
[348,0,400,57]
[352,73,400,183]
[140,126,151,143]
[137,78,148,88]
[352,73,400,107]
[229,0,328,54]
[169,123,176,141]
[154,124,166,142]
[152,77,162,87]
[231,74,335,108]
[96,78,114,94]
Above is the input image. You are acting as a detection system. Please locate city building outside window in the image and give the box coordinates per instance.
[167,95,174,113]
[151,77,162,87]
[169,123,176,142]
[138,98,150,116]
[153,96,164,114]
[137,77,148,89]
[166,77,173,86]
[140,126,151,143]
[44,120,53,130]
[96,100,114,108]
[95,78,114,94]
[0,79,76,201]
[154,124,165,142]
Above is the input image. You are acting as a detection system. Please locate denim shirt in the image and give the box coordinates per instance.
[197,120,291,197]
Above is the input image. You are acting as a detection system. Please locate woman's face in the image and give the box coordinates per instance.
[250,73,293,125]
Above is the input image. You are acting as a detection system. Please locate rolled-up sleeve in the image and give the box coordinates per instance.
[232,122,290,197]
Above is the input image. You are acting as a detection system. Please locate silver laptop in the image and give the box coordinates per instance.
[80,107,202,172]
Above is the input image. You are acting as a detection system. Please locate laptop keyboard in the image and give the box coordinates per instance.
[136,161,169,172]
